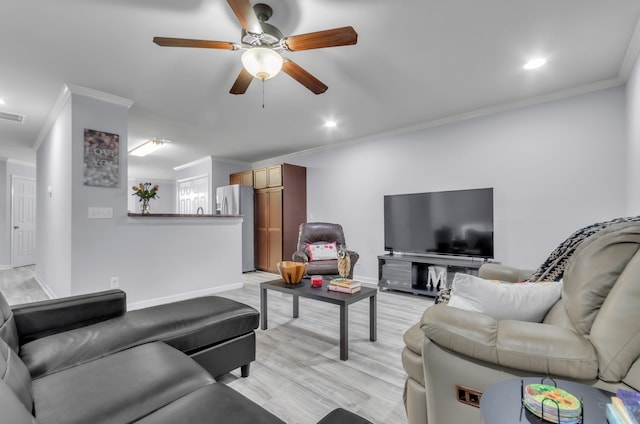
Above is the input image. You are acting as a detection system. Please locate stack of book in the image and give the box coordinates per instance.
[328,278,361,294]
[607,389,640,424]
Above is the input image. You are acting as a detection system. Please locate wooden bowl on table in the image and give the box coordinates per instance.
[277,261,308,284]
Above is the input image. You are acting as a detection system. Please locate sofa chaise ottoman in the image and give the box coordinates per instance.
[0,288,285,423]
[5,289,259,380]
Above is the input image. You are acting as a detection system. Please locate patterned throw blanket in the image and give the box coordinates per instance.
[435,216,640,304]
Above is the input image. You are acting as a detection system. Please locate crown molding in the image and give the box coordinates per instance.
[620,15,640,82]
[66,83,134,108]
[33,84,71,152]
[173,155,212,171]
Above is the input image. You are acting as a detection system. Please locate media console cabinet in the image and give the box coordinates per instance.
[378,254,489,297]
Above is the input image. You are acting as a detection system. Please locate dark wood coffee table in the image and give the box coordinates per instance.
[260,278,377,360]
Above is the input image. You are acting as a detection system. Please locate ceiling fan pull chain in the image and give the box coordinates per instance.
[262,79,265,109]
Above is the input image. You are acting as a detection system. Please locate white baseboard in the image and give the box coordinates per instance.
[127,282,244,310]
[0,265,11,270]
[354,274,378,288]
[31,271,58,299]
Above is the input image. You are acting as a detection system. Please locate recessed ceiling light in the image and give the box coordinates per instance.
[324,120,337,128]
[0,99,5,105]
[523,58,546,70]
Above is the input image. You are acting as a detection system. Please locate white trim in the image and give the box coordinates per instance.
[211,157,253,166]
[66,83,134,108]
[127,282,243,310]
[252,77,626,167]
[353,275,377,286]
[34,84,71,151]
[173,156,212,171]
[6,159,36,168]
[31,271,58,299]
[0,265,11,270]
[35,84,134,151]
[620,15,640,82]
[128,177,176,184]
[175,173,210,183]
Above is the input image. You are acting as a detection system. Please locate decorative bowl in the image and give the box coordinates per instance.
[277,261,308,284]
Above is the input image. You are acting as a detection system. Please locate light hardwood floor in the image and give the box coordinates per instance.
[0,267,433,424]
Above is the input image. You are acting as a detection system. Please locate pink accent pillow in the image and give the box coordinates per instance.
[307,242,338,261]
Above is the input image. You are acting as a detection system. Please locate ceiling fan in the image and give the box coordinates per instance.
[153,0,358,95]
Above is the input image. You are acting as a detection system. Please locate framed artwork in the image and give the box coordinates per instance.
[84,128,119,187]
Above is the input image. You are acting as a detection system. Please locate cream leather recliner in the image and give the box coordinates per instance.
[402,221,640,424]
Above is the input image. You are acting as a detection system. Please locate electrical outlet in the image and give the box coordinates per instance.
[110,277,119,289]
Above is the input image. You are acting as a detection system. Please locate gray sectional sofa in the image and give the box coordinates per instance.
[0,288,284,424]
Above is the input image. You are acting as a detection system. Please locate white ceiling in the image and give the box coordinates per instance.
[2,0,640,173]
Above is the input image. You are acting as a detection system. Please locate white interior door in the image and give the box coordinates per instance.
[177,175,209,214]
[12,176,36,267]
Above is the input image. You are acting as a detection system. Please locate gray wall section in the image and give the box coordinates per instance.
[253,86,628,282]
[69,94,129,296]
[627,53,640,215]
[36,99,73,296]
[26,57,640,291]
[36,90,244,304]
[127,179,176,214]
[0,160,7,267]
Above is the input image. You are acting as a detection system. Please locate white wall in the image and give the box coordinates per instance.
[127,178,176,214]
[173,156,250,213]
[627,53,640,215]
[254,87,627,282]
[36,88,244,306]
[0,160,7,268]
[36,99,73,296]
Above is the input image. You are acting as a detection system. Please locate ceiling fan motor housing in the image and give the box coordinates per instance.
[241,4,282,47]
[253,3,273,22]
[241,22,282,47]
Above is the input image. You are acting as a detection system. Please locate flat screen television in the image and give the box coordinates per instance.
[384,188,494,258]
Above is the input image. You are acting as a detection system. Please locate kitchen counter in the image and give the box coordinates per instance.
[127,213,242,218]
[117,213,244,309]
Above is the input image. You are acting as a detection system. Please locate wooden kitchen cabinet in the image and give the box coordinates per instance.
[253,168,267,189]
[253,164,283,189]
[253,164,306,273]
[266,165,282,187]
[229,170,253,186]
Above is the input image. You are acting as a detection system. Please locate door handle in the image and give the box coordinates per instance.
[13,226,19,229]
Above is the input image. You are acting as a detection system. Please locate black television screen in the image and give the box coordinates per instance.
[384,188,494,258]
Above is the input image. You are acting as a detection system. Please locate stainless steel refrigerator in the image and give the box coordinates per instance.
[216,184,255,272]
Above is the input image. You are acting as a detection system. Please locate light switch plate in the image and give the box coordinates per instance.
[88,207,113,219]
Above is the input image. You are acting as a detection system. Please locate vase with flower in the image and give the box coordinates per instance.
[131,182,159,214]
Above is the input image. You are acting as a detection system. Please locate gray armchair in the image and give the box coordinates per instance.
[292,222,359,278]
[402,220,640,424]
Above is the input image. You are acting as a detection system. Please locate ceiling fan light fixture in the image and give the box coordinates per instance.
[523,58,546,70]
[241,47,283,80]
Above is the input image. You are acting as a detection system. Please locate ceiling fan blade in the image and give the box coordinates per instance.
[282,60,328,95]
[230,68,253,95]
[283,26,358,51]
[227,0,263,35]
[153,37,237,50]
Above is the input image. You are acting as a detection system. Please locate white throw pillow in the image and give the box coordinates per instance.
[307,242,338,261]
[447,273,562,322]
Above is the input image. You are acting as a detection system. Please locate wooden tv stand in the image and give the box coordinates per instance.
[377,253,489,297]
